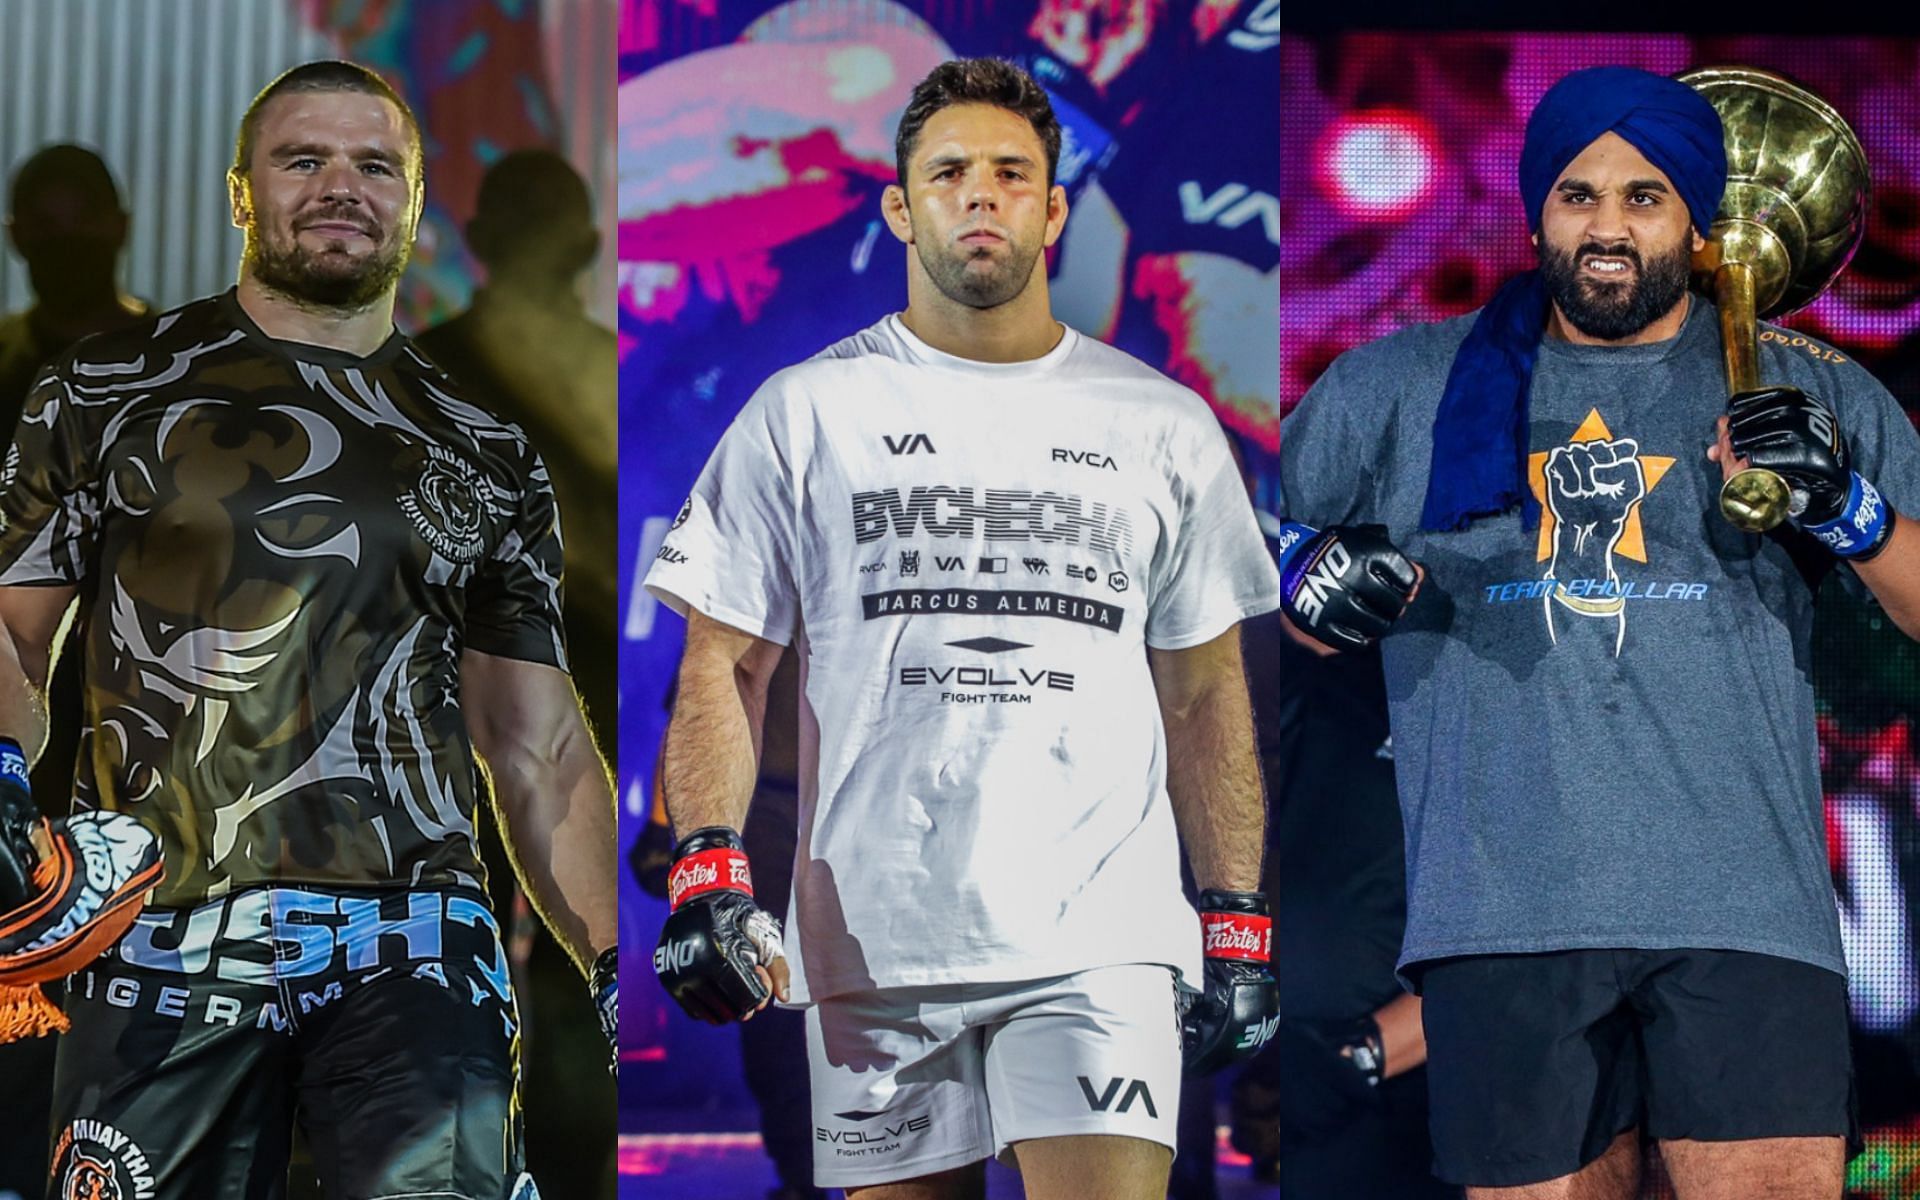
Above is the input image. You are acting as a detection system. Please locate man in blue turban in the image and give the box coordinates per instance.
[1274,65,1920,1196]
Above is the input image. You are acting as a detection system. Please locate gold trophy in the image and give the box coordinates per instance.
[1679,67,1870,532]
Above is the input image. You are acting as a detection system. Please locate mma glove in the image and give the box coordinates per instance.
[0,739,38,908]
[0,736,164,1042]
[1254,1016,1384,1154]
[1275,522,1420,650]
[1727,386,1894,560]
[590,947,618,1075]
[1181,889,1280,1076]
[652,826,784,1024]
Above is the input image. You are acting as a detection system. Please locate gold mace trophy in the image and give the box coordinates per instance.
[1679,66,1871,532]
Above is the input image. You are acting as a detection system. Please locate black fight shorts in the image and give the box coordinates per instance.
[1419,948,1855,1188]
[47,886,532,1200]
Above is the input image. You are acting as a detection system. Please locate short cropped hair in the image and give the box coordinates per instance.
[231,60,423,182]
[894,58,1062,188]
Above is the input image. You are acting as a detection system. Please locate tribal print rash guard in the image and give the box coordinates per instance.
[0,291,567,907]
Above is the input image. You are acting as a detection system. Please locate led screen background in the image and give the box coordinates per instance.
[1284,32,1920,1196]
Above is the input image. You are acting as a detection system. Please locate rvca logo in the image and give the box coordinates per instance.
[1052,448,1117,471]
[884,434,935,455]
[1077,1076,1158,1118]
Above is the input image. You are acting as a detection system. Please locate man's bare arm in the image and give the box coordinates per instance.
[1850,517,1920,640]
[0,585,77,761]
[462,650,615,974]
[655,609,790,1012]
[1149,627,1265,892]
[661,609,785,836]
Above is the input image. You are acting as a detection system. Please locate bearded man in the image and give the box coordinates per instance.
[1276,65,1920,1200]
[0,60,616,1200]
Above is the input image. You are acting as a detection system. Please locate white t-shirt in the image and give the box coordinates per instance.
[645,316,1280,1004]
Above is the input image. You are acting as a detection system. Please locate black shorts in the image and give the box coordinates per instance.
[47,886,528,1200]
[1419,948,1855,1188]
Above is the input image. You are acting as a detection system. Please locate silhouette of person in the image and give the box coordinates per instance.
[417,148,618,1200]
[0,142,148,1199]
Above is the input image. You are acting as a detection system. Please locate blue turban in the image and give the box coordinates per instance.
[1418,67,1727,533]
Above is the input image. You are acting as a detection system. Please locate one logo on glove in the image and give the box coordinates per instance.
[1200,912,1272,963]
[51,1119,155,1200]
[1527,409,1676,657]
[1236,1012,1281,1054]
[666,849,753,909]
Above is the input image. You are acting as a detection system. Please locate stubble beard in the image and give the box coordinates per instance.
[914,224,1044,311]
[246,208,411,311]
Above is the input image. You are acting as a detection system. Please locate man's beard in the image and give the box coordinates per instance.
[247,209,409,310]
[1539,236,1692,340]
[914,223,1044,310]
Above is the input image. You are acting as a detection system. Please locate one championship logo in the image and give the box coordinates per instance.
[52,1120,156,1200]
[400,444,486,563]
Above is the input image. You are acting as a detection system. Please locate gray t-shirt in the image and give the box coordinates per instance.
[1281,297,1920,983]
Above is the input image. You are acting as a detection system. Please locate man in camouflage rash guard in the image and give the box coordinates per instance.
[0,63,616,1200]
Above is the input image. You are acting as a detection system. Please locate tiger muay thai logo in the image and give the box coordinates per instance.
[400,443,487,563]
[51,1119,157,1200]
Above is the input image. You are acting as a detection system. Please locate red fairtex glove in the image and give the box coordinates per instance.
[1181,889,1280,1076]
[651,827,785,1023]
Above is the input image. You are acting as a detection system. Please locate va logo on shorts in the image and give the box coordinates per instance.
[400,443,487,563]
[50,1119,157,1200]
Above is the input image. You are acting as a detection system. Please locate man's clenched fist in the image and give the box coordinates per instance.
[1722,386,1894,559]
[653,826,788,1024]
[1275,522,1420,650]
[1182,890,1280,1075]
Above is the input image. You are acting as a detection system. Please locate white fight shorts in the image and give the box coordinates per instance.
[805,964,1182,1187]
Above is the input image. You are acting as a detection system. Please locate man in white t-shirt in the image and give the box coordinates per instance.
[644,58,1280,1199]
